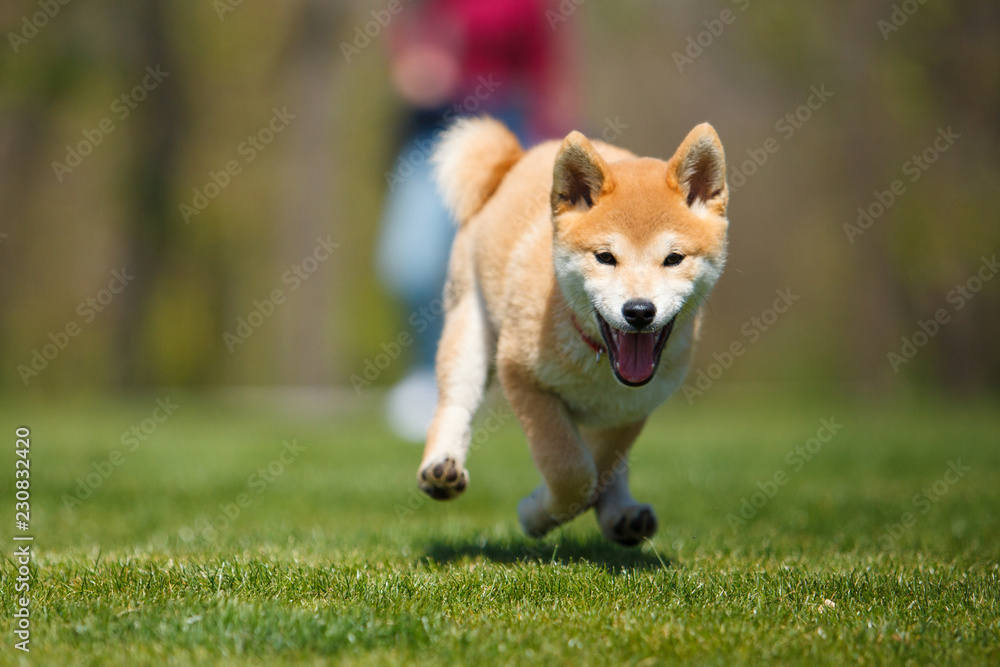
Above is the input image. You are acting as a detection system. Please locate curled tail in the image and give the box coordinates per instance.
[432,116,523,225]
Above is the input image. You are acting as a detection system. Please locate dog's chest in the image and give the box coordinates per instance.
[535,349,685,428]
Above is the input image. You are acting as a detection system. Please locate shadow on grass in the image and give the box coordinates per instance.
[421,535,671,573]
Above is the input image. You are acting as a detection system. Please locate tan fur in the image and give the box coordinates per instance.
[418,118,729,545]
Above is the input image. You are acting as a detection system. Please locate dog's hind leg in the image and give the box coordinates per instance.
[499,362,598,538]
[582,421,658,547]
[417,284,492,500]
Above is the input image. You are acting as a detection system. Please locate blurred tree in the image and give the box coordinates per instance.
[0,0,997,394]
[272,0,349,384]
[114,0,190,385]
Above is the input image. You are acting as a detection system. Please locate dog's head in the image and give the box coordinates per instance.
[550,124,729,387]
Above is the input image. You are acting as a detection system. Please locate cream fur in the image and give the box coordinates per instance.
[432,117,523,224]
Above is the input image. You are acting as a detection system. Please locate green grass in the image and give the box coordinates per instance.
[1,388,999,665]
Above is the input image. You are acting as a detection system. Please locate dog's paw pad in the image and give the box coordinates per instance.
[608,504,658,547]
[417,456,469,501]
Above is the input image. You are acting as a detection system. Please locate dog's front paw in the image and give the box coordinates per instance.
[417,456,469,500]
[602,504,658,547]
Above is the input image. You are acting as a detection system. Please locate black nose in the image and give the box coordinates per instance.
[622,299,656,329]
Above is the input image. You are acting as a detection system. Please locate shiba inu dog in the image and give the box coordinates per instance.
[416,117,728,545]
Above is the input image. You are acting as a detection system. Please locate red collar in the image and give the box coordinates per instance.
[570,312,605,355]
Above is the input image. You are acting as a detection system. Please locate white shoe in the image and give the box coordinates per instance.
[385,368,438,443]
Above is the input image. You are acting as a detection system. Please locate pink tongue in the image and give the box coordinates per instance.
[612,329,657,383]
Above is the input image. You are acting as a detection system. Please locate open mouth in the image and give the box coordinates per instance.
[596,313,676,387]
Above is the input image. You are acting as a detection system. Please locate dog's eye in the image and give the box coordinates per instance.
[595,251,617,266]
[663,252,685,267]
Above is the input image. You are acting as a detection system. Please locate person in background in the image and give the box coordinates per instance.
[376,0,579,441]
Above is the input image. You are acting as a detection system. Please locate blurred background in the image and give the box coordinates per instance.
[2,0,998,401]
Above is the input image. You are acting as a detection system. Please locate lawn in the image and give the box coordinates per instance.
[1,387,998,665]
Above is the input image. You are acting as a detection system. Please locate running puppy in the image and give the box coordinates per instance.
[417,117,729,545]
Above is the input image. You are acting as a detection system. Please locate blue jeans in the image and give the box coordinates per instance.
[376,128,455,368]
[376,112,529,370]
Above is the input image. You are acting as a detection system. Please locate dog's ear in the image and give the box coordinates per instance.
[667,123,728,216]
[551,131,613,215]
